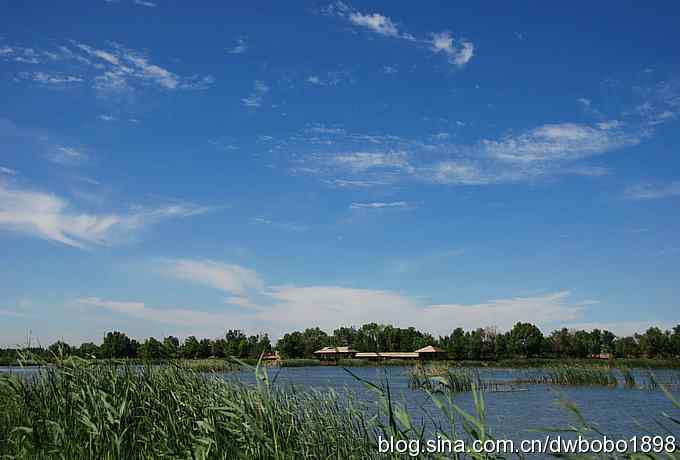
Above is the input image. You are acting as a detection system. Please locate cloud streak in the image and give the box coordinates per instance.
[285,118,651,187]
[241,80,269,108]
[327,2,474,68]
[2,41,213,93]
[624,181,680,200]
[0,182,210,248]
[349,201,409,209]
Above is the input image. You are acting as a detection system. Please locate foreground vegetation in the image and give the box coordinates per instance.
[1,358,680,459]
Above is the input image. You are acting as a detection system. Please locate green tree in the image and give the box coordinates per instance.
[277,331,305,358]
[466,330,483,360]
[671,325,680,357]
[614,336,639,358]
[182,336,200,358]
[101,331,136,358]
[448,328,467,360]
[78,342,100,358]
[601,330,616,354]
[508,322,543,358]
[638,327,668,358]
[139,337,165,360]
[163,336,180,358]
[302,327,329,357]
[48,341,72,357]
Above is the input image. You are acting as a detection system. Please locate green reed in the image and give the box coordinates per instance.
[1,356,679,459]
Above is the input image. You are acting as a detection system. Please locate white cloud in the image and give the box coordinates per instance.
[227,38,247,54]
[425,160,489,185]
[290,118,650,188]
[482,123,641,163]
[331,151,411,172]
[225,296,260,310]
[348,11,401,38]
[349,201,408,209]
[78,258,670,338]
[597,120,622,130]
[78,297,234,328]
[98,114,116,122]
[18,71,84,85]
[307,75,323,85]
[430,32,474,67]
[0,166,17,176]
[0,182,209,248]
[123,54,178,89]
[48,146,86,165]
[133,0,156,7]
[328,3,473,67]
[624,181,680,200]
[4,41,213,93]
[564,165,609,177]
[241,80,269,108]
[161,258,264,295]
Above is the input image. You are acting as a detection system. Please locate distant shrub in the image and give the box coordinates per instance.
[279,359,320,367]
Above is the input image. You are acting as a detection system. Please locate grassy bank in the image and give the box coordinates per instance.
[3,356,679,370]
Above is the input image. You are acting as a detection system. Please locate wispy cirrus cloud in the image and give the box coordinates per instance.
[78,297,235,328]
[325,1,474,68]
[227,37,247,54]
[160,258,264,296]
[0,182,210,249]
[0,166,17,176]
[241,80,269,108]
[624,181,680,200]
[48,146,87,165]
[17,71,84,85]
[284,115,654,188]
[481,123,641,163]
[2,41,214,93]
[349,201,409,209]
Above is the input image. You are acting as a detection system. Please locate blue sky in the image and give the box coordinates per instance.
[1,1,679,346]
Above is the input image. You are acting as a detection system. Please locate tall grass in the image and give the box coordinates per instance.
[0,358,376,459]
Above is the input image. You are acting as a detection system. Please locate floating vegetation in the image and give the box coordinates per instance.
[620,367,637,388]
[517,366,619,386]
[408,366,526,393]
[408,365,680,392]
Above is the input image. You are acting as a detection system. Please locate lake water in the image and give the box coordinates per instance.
[227,366,680,445]
[4,365,679,447]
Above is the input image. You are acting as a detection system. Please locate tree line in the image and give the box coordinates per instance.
[277,323,680,359]
[1,322,679,362]
[0,330,271,362]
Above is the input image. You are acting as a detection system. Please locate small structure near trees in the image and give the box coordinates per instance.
[313,346,359,364]
[414,345,448,360]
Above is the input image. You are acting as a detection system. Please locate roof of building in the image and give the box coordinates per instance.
[415,345,447,354]
[355,352,419,359]
[313,346,357,354]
